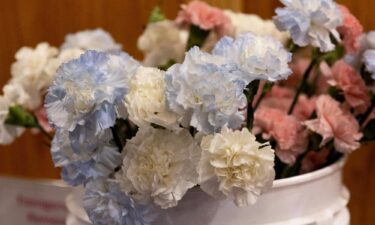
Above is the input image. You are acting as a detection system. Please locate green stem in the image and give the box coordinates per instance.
[253,83,274,111]
[288,58,317,115]
[244,80,260,130]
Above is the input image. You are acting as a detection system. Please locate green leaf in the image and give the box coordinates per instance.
[148,6,165,24]
[5,105,38,128]
[319,44,345,66]
[186,25,210,50]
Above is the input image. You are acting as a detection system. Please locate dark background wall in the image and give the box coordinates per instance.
[0,1,374,224]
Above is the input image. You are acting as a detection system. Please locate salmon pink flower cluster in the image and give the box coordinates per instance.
[1,1,374,225]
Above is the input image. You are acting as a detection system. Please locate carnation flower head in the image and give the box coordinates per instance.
[304,95,362,154]
[45,50,139,134]
[337,4,363,54]
[10,42,58,110]
[61,28,122,51]
[224,10,289,44]
[125,66,179,129]
[83,178,156,225]
[273,0,343,52]
[0,96,24,145]
[138,20,188,67]
[175,0,233,37]
[165,47,246,133]
[212,32,292,83]
[44,48,84,82]
[253,107,308,165]
[363,50,375,80]
[51,128,122,186]
[257,86,317,121]
[2,82,39,111]
[253,105,309,163]
[116,126,200,209]
[322,60,370,114]
[198,126,275,207]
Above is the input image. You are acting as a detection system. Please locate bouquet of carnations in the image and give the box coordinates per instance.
[1,0,375,224]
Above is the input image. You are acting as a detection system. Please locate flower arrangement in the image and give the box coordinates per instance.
[1,0,375,224]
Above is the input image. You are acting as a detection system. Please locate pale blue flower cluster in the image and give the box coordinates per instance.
[364,50,375,79]
[165,47,247,133]
[212,32,292,83]
[46,50,139,185]
[273,0,343,52]
[83,178,156,225]
[45,50,138,142]
[51,128,122,185]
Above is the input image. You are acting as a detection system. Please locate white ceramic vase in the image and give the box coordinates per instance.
[66,158,350,225]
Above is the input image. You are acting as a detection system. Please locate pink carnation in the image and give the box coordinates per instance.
[259,86,316,121]
[175,0,232,36]
[322,60,370,114]
[337,4,363,54]
[254,107,308,165]
[35,105,53,133]
[304,95,362,154]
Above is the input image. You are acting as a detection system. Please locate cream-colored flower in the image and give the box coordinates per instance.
[138,20,188,67]
[198,126,275,207]
[11,42,58,91]
[0,96,24,145]
[125,66,179,129]
[116,126,201,209]
[10,42,58,110]
[44,48,83,83]
[2,82,37,110]
[225,10,289,44]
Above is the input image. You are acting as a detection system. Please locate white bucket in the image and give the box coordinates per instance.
[66,158,350,225]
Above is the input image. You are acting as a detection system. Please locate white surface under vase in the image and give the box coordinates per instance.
[66,158,350,225]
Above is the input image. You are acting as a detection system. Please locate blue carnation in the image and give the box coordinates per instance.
[45,50,139,138]
[273,0,343,52]
[83,178,157,225]
[165,47,246,133]
[212,33,292,83]
[51,128,122,186]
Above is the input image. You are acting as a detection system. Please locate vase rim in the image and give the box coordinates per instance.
[272,157,346,189]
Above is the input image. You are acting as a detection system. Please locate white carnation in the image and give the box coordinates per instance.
[0,96,24,145]
[61,28,122,51]
[138,20,188,67]
[198,126,275,207]
[273,0,343,52]
[213,33,292,83]
[116,126,200,209]
[10,42,58,110]
[2,83,37,110]
[225,10,289,44]
[125,66,179,129]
